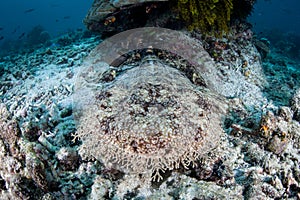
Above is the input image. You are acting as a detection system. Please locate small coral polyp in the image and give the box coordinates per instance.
[75,56,225,181]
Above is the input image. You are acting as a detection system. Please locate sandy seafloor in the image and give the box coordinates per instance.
[0,28,300,200]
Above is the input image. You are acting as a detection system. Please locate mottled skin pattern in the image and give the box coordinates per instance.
[75,54,227,180]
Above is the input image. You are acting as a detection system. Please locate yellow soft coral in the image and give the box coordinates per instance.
[176,0,233,36]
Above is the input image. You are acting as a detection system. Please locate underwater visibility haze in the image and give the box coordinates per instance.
[0,0,300,199]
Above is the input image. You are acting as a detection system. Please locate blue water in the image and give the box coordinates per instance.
[249,0,300,35]
[249,0,300,61]
[0,0,92,39]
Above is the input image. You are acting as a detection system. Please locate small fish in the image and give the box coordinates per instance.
[146,4,157,14]
[281,8,292,15]
[11,26,20,34]
[50,4,60,8]
[55,19,59,22]
[0,27,3,31]
[0,36,4,40]
[104,16,116,26]
[63,16,71,19]
[24,8,35,13]
[18,32,25,39]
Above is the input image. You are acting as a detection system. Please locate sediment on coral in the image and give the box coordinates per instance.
[0,33,101,199]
